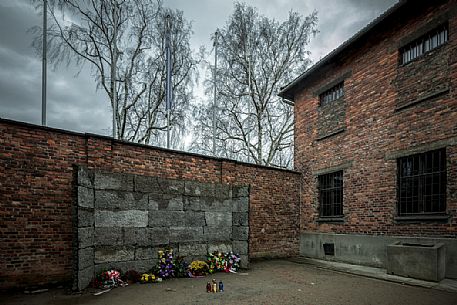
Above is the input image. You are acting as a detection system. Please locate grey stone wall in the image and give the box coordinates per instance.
[75,167,249,290]
[300,232,457,279]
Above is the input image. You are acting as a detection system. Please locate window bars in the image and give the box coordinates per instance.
[318,171,343,217]
[400,24,448,65]
[319,82,344,106]
[397,148,446,215]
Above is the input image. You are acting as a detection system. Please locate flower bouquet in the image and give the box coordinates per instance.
[140,273,157,283]
[91,269,125,289]
[174,255,191,278]
[157,248,175,279]
[225,252,241,272]
[207,251,226,274]
[189,260,209,277]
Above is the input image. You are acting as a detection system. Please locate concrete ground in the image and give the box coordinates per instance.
[290,257,457,293]
[3,260,457,305]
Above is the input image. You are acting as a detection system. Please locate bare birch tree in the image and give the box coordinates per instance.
[32,0,197,146]
[191,3,317,168]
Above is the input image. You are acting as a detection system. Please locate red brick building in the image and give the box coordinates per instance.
[280,0,457,279]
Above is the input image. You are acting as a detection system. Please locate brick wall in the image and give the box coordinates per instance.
[294,1,457,237]
[0,119,301,290]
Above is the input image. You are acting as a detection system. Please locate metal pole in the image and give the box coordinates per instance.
[112,3,118,139]
[42,0,47,126]
[212,30,218,156]
[166,101,170,148]
[247,53,251,162]
[165,14,172,149]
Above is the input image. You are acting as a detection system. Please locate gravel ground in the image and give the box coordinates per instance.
[3,260,457,305]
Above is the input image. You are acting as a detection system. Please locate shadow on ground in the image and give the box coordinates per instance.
[2,260,457,305]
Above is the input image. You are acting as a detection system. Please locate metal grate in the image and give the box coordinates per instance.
[318,171,343,217]
[323,243,335,256]
[319,82,344,106]
[400,23,448,65]
[397,148,446,216]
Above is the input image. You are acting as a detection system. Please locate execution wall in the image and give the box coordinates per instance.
[0,118,301,290]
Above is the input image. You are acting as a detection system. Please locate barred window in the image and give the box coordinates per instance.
[318,171,343,217]
[319,82,344,106]
[400,24,448,65]
[397,149,446,216]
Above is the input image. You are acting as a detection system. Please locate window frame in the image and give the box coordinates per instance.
[318,170,344,218]
[399,23,448,65]
[319,82,344,107]
[397,148,447,217]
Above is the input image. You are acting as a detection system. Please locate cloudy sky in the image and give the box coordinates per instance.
[0,0,397,137]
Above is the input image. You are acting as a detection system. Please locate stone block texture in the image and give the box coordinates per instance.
[73,167,251,289]
[0,117,300,290]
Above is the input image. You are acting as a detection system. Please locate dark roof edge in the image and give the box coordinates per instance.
[278,0,407,101]
[0,117,301,175]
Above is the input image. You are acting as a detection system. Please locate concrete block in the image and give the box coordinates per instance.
[148,211,185,227]
[77,166,93,188]
[299,233,319,259]
[204,226,231,242]
[78,186,94,208]
[232,185,249,198]
[78,247,94,270]
[94,171,134,191]
[135,175,160,193]
[201,198,232,212]
[157,178,184,194]
[232,241,248,255]
[232,226,249,241]
[239,255,249,269]
[78,227,94,249]
[184,181,231,198]
[94,247,135,263]
[148,194,159,210]
[205,212,232,227]
[78,265,94,290]
[169,227,203,242]
[94,227,123,246]
[95,190,148,210]
[78,209,94,228]
[179,243,208,256]
[183,197,201,211]
[300,232,457,279]
[185,211,205,227]
[123,228,149,246]
[184,181,206,196]
[232,197,249,212]
[149,227,170,245]
[95,210,148,227]
[149,211,197,227]
[95,260,155,274]
[153,194,183,211]
[208,243,232,254]
[213,184,231,199]
[135,247,156,260]
[232,212,248,226]
[387,242,446,282]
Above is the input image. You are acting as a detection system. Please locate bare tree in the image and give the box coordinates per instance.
[191,3,317,168]
[32,0,197,146]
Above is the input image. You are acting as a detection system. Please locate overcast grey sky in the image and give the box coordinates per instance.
[0,0,397,136]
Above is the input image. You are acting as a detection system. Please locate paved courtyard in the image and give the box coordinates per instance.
[3,260,457,305]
